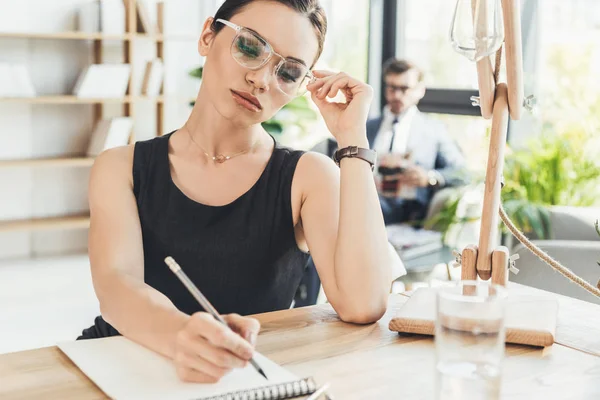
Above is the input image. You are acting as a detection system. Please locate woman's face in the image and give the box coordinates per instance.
[199,1,320,126]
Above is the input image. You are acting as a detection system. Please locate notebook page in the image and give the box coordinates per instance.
[58,336,299,400]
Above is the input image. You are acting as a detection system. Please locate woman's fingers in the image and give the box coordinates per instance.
[188,313,254,361]
[176,366,220,383]
[173,312,261,384]
[175,353,230,383]
[326,76,351,98]
[223,314,260,346]
[311,69,337,78]
[179,333,247,369]
[307,74,335,93]
[313,73,346,99]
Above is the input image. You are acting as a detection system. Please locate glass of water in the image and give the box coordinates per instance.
[435,280,507,400]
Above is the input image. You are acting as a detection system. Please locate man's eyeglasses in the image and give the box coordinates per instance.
[385,83,415,94]
[216,19,314,98]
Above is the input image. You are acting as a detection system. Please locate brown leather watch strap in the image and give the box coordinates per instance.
[332,146,377,170]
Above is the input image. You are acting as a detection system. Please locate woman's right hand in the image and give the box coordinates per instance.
[173,312,260,383]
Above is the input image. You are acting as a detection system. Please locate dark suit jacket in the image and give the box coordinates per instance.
[367,110,469,206]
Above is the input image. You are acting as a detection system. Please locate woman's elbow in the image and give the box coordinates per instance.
[337,297,388,324]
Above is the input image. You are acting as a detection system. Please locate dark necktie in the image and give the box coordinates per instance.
[389,116,399,152]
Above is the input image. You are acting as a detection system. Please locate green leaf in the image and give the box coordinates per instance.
[522,204,548,239]
[538,207,553,239]
[261,120,283,135]
[189,67,203,79]
[283,95,310,109]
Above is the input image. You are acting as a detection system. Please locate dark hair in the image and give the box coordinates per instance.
[210,0,327,64]
[382,58,424,82]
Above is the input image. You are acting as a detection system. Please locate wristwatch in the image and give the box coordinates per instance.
[332,146,377,170]
[427,170,444,187]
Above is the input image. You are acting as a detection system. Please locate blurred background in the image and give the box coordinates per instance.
[0,0,599,353]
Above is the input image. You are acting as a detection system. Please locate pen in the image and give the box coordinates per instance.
[164,256,268,380]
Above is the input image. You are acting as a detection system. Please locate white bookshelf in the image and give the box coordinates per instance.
[0,0,196,233]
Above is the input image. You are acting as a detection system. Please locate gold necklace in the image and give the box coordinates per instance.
[185,127,257,164]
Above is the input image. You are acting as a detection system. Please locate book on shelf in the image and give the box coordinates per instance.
[73,64,131,98]
[76,0,125,34]
[0,63,36,97]
[136,0,156,34]
[141,59,164,96]
[87,117,134,157]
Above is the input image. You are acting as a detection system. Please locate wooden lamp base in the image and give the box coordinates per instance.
[389,245,558,347]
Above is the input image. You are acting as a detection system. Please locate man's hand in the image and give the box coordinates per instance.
[378,152,405,168]
[398,164,429,187]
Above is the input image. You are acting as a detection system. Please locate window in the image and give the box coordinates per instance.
[403,0,479,89]
[523,0,600,142]
[317,0,371,81]
[285,0,371,149]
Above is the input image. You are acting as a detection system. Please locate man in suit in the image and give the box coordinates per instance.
[369,58,469,225]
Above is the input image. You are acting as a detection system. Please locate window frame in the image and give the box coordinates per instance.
[369,0,539,136]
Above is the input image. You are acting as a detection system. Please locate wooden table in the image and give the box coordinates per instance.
[1,284,599,399]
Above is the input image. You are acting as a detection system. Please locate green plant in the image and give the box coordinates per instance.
[429,129,600,242]
[501,129,600,239]
[187,66,318,136]
[189,66,203,79]
[423,185,477,243]
[188,66,203,107]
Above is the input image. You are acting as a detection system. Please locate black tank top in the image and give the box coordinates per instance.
[78,132,310,339]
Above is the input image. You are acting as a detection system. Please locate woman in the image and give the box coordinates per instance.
[81,0,401,383]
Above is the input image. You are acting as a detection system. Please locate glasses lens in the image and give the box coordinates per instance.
[231,30,270,68]
[230,27,312,97]
[386,84,410,94]
[276,60,311,97]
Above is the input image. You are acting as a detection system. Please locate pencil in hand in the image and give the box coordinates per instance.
[164,256,268,380]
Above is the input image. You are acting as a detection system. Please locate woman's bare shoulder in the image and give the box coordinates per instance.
[293,150,340,199]
[296,150,339,182]
[90,145,136,188]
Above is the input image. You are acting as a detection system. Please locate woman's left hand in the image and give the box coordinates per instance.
[307,70,373,147]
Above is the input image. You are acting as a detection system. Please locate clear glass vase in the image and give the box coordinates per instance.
[450,0,505,62]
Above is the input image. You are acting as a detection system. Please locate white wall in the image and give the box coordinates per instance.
[0,0,221,260]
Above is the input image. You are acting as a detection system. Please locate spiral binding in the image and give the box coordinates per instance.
[201,377,317,400]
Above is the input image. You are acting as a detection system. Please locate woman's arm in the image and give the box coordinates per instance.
[296,71,395,324]
[88,146,189,357]
[89,147,257,382]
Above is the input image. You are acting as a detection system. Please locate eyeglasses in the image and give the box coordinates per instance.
[216,19,314,98]
[385,83,415,94]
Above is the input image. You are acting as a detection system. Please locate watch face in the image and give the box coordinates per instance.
[427,171,438,186]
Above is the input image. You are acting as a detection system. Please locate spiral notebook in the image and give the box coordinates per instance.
[58,336,316,400]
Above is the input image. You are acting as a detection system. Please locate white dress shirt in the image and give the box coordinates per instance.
[374,106,418,199]
[373,105,418,156]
